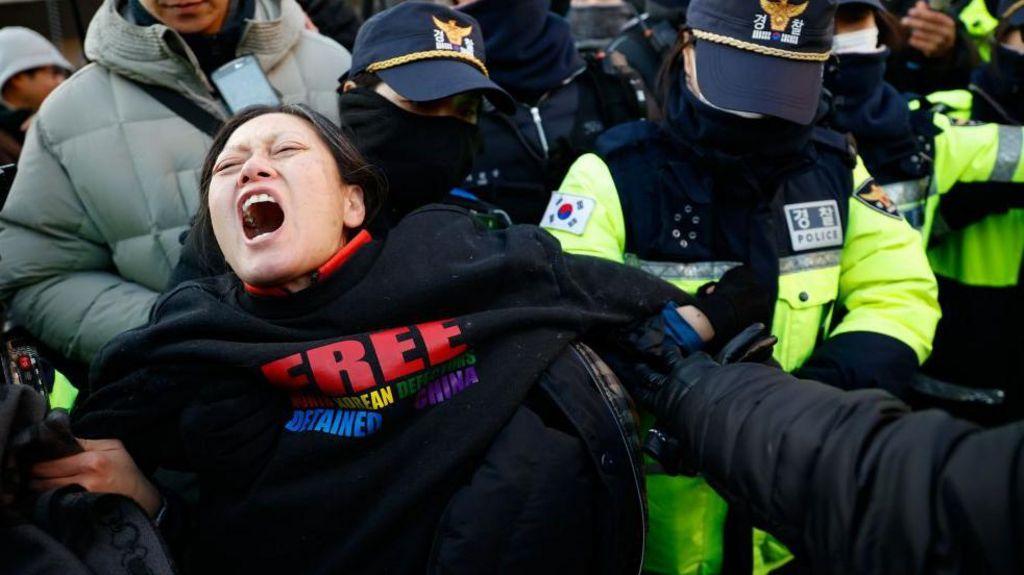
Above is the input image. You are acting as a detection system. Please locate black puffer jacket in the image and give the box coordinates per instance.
[673,362,1024,574]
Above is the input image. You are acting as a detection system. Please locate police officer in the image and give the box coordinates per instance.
[910,0,1024,420]
[453,0,647,224]
[826,0,1024,422]
[541,0,941,571]
[605,0,690,113]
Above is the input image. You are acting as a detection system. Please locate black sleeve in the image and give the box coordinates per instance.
[793,331,919,399]
[677,362,1024,574]
[294,0,362,50]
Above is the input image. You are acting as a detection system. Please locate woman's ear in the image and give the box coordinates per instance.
[342,184,366,229]
[341,80,357,93]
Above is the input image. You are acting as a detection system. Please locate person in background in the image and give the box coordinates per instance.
[453,0,648,224]
[0,27,72,165]
[0,0,350,371]
[883,0,981,93]
[916,0,1024,420]
[566,0,638,54]
[825,0,1024,423]
[338,2,515,228]
[543,0,941,570]
[604,0,689,116]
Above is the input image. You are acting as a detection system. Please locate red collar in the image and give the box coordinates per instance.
[244,229,373,298]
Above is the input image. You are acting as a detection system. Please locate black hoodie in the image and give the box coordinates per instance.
[74,206,685,573]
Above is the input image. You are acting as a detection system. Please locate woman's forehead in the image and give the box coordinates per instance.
[224,113,317,150]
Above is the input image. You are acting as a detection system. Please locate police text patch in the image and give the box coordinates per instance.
[855,181,903,220]
[784,200,843,252]
[541,192,596,236]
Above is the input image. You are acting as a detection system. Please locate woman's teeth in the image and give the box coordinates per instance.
[243,193,277,213]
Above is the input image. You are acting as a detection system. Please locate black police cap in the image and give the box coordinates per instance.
[348,2,515,113]
[687,0,838,124]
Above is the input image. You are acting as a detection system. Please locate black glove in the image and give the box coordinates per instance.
[11,409,83,466]
[632,325,777,475]
[693,266,773,349]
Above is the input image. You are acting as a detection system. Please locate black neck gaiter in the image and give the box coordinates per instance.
[339,88,480,227]
[459,0,584,101]
[972,45,1024,125]
[824,49,928,181]
[665,74,812,191]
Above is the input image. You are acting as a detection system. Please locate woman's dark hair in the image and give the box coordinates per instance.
[191,104,385,273]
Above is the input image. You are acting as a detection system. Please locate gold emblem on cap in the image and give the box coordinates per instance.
[432,16,473,46]
[760,0,809,32]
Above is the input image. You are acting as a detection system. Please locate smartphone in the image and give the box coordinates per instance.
[928,0,953,12]
[210,55,281,114]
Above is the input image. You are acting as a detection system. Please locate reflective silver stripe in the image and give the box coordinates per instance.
[992,125,1023,182]
[624,254,740,282]
[625,249,841,282]
[881,178,931,207]
[778,249,841,274]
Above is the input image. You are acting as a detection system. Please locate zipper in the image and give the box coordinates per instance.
[569,344,646,575]
[529,106,550,159]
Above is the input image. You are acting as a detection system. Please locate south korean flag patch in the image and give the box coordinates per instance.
[784,199,844,252]
[541,192,596,236]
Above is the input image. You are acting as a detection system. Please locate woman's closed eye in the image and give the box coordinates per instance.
[273,142,307,156]
[214,158,242,174]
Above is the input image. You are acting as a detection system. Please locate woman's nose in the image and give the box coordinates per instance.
[238,156,276,186]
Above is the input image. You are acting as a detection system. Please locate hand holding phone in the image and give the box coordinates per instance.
[902,0,958,58]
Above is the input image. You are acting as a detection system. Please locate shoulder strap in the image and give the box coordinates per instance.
[130,79,223,137]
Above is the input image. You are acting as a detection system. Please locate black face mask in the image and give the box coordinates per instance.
[994,44,1024,87]
[665,73,811,164]
[339,88,480,225]
[824,50,929,180]
[978,44,1024,124]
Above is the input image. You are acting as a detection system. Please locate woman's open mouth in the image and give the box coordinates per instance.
[241,193,285,240]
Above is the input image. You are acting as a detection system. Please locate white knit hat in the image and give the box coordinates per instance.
[0,27,73,91]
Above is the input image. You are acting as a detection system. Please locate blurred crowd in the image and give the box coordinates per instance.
[0,0,1021,573]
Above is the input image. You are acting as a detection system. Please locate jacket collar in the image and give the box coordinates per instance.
[244,229,373,297]
[84,0,305,114]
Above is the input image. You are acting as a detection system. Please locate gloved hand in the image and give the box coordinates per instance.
[693,266,773,350]
[631,325,777,475]
[11,409,83,466]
